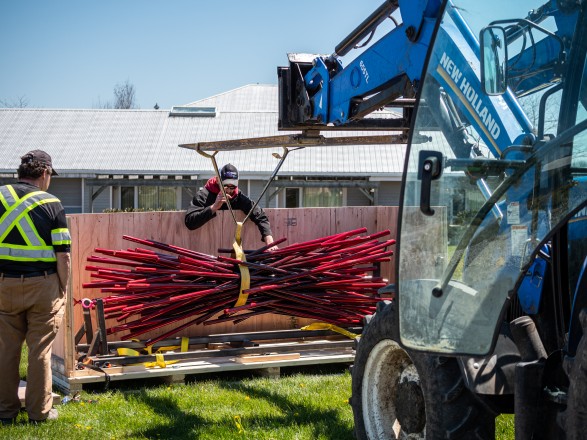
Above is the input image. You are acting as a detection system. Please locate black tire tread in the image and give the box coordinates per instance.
[351,302,495,440]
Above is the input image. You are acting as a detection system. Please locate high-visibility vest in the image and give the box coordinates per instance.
[0,185,69,262]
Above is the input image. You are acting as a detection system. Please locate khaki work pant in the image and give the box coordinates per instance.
[0,273,65,421]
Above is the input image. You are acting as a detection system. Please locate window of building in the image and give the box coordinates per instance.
[285,188,300,208]
[120,186,178,211]
[303,187,343,207]
[121,187,135,210]
[138,186,177,211]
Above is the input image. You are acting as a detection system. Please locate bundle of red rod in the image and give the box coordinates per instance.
[81,227,395,345]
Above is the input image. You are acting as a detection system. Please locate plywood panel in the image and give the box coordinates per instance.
[377,206,399,284]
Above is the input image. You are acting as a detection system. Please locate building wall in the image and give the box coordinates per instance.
[49,178,83,214]
[48,177,402,213]
[248,180,271,209]
[92,187,111,213]
[346,187,372,206]
[181,185,197,209]
[378,181,402,206]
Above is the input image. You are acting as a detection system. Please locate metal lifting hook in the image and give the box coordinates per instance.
[196,145,294,232]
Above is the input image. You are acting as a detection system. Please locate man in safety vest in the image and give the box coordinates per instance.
[0,150,71,425]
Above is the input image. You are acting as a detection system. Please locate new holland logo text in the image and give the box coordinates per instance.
[439,52,501,140]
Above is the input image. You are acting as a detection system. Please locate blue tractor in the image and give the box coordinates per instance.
[277,0,587,437]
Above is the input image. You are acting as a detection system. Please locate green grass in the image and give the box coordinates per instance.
[2,366,354,440]
[497,414,515,439]
[6,347,513,439]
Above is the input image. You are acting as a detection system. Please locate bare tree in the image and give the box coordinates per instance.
[93,80,138,109]
[0,95,30,108]
[93,97,113,109]
[519,88,560,136]
[113,80,137,109]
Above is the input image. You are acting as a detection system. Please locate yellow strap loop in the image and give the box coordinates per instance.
[233,222,251,307]
[117,337,189,358]
[117,347,141,356]
[143,353,168,369]
[116,347,179,368]
[301,322,359,339]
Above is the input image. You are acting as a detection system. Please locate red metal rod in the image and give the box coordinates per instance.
[82,229,396,339]
[223,299,280,315]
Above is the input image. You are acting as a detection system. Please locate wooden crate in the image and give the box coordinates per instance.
[52,207,398,392]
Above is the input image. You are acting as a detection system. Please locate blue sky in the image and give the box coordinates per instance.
[0,0,384,109]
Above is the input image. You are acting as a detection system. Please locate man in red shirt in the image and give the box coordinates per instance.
[185,164,276,248]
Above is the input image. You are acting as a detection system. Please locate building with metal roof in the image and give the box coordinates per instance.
[0,84,411,213]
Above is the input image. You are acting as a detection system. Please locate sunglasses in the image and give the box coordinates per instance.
[223,185,236,190]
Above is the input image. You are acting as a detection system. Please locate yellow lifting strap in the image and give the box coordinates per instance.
[114,349,176,368]
[181,336,189,352]
[301,322,359,339]
[194,145,295,308]
[116,336,190,368]
[144,353,169,369]
[115,347,172,368]
[233,222,251,307]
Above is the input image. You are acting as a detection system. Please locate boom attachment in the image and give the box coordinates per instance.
[179,131,404,152]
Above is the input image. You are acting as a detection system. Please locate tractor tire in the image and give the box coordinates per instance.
[560,308,587,439]
[350,301,495,439]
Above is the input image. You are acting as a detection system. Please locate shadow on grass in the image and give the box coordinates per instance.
[122,390,205,440]
[214,372,355,440]
[80,364,355,439]
[203,364,355,440]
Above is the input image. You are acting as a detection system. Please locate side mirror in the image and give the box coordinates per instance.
[480,26,508,95]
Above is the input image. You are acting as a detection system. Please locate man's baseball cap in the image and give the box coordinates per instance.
[220,164,238,187]
[21,150,58,175]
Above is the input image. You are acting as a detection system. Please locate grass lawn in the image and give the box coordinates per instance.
[6,350,514,439]
[5,364,355,440]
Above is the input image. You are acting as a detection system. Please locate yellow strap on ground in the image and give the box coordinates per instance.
[301,322,359,339]
[233,415,245,434]
[132,337,190,355]
[117,347,142,357]
[233,222,251,307]
[117,337,189,358]
[155,345,178,353]
[144,353,169,368]
[117,348,179,368]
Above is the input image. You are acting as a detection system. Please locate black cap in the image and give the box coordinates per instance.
[21,150,58,176]
[220,164,238,186]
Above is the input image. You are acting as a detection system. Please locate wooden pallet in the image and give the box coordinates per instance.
[53,330,358,394]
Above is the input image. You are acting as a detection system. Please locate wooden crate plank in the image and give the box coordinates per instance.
[376,206,398,284]
[67,350,355,385]
[236,352,300,363]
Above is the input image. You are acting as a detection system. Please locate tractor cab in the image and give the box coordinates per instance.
[397,0,587,358]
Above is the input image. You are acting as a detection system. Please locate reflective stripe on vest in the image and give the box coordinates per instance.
[0,185,60,261]
[51,228,71,246]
